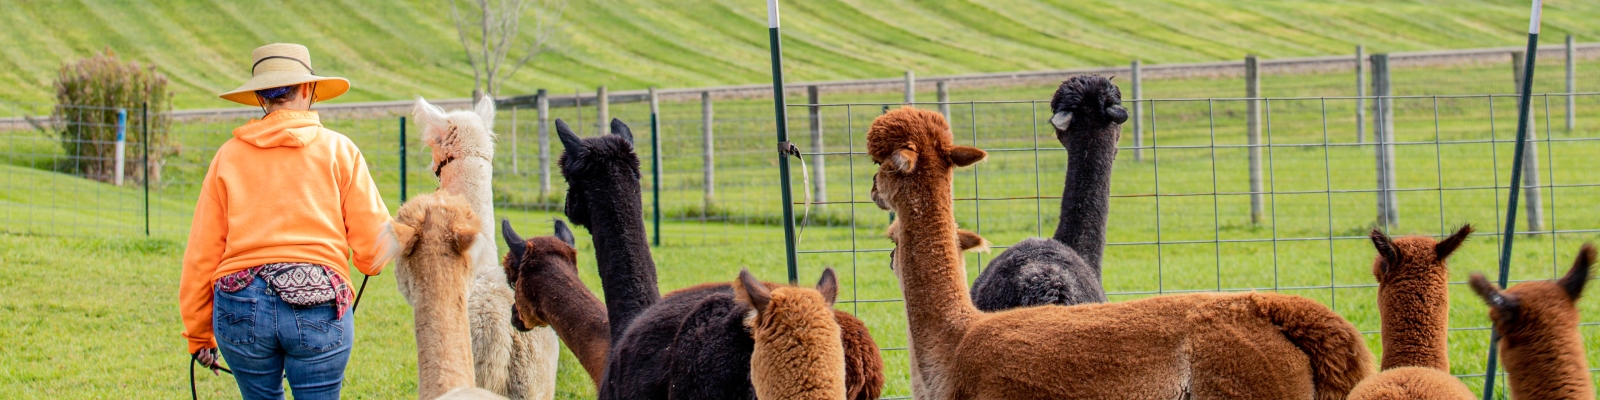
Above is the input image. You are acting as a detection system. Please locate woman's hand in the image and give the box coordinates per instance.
[193,348,223,376]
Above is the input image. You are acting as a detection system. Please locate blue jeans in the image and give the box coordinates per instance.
[214,278,354,400]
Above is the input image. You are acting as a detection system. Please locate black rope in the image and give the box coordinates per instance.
[189,350,233,400]
[350,274,371,314]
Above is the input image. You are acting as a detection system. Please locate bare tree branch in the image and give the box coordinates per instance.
[451,0,565,98]
[449,0,481,93]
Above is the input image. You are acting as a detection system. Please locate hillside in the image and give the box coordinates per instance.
[0,0,1595,108]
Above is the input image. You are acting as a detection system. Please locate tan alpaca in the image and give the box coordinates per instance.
[1347,226,1476,400]
[392,192,505,400]
[867,107,1373,400]
[1470,244,1596,400]
[735,268,846,400]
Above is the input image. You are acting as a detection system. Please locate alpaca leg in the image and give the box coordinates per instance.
[469,274,516,395]
[505,327,560,400]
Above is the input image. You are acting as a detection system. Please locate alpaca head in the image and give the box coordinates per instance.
[414,97,497,178]
[867,107,986,213]
[1048,75,1129,142]
[500,218,581,332]
[392,191,482,285]
[555,118,639,228]
[1470,243,1594,339]
[735,268,847,400]
[1370,225,1473,287]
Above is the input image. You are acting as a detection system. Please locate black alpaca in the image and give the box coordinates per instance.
[970,75,1127,311]
[557,118,661,342]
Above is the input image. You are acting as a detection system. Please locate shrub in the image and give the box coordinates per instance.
[52,48,173,185]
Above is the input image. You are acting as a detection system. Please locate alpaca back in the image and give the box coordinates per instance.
[393,192,481,400]
[748,287,846,400]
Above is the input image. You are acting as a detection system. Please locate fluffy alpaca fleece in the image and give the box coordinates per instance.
[1347,226,1476,400]
[500,219,611,386]
[737,268,846,400]
[392,191,482,400]
[971,75,1125,311]
[413,98,559,399]
[868,107,1373,400]
[436,387,509,400]
[1470,244,1596,400]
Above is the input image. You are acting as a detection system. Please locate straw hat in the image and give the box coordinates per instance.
[219,43,350,106]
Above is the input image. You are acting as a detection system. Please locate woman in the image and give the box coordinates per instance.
[179,43,393,399]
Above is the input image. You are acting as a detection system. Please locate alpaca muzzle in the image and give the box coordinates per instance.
[511,306,533,332]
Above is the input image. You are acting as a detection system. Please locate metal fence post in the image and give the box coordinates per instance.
[537,89,551,197]
[649,87,662,247]
[1567,34,1576,131]
[511,105,519,175]
[1356,45,1367,143]
[1245,55,1264,225]
[142,102,149,236]
[768,0,800,285]
[597,85,610,135]
[1513,51,1544,232]
[114,109,126,186]
[808,86,826,205]
[702,91,715,216]
[1131,59,1144,162]
[400,116,408,203]
[1372,54,1400,228]
[936,80,951,121]
[904,70,915,104]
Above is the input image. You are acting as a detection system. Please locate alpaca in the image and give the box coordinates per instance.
[1346,226,1476,400]
[413,98,560,399]
[1469,244,1596,400]
[868,106,1373,400]
[971,76,1126,311]
[391,191,498,399]
[737,268,846,400]
[499,218,610,386]
[555,118,661,342]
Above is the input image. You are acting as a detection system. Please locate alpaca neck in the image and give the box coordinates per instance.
[412,264,476,399]
[1504,325,1594,399]
[889,174,980,394]
[439,158,500,277]
[1377,278,1451,371]
[580,178,661,343]
[1051,124,1119,271]
[538,284,611,386]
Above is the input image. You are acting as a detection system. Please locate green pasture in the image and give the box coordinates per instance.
[2,0,1599,108]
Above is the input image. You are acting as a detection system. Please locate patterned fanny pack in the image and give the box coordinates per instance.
[219,263,348,311]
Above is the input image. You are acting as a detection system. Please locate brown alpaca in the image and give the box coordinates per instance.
[736,268,847,400]
[500,219,610,386]
[1347,226,1476,400]
[1470,244,1596,400]
[868,107,1373,400]
[392,192,485,400]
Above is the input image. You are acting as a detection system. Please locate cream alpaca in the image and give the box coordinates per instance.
[392,192,490,399]
[737,268,847,400]
[413,98,559,399]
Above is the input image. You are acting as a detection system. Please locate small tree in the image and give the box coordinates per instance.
[53,48,174,184]
[450,0,567,101]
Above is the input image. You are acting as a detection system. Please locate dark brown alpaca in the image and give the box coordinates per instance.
[869,106,1372,400]
[1347,226,1476,400]
[499,219,610,387]
[1470,244,1596,400]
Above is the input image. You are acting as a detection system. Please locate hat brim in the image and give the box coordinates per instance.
[219,72,350,106]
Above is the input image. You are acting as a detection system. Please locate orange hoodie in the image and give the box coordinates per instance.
[179,110,393,353]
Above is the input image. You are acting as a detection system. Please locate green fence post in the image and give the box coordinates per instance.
[650,87,662,247]
[399,116,407,203]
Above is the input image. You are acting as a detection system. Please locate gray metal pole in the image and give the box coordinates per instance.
[1567,34,1576,131]
[537,89,551,197]
[1131,59,1144,162]
[936,80,950,121]
[1356,45,1366,143]
[808,85,826,205]
[702,91,715,216]
[649,88,662,246]
[904,70,915,104]
[1372,54,1400,228]
[511,105,519,175]
[597,85,609,135]
[1245,55,1263,225]
[1513,51,1544,232]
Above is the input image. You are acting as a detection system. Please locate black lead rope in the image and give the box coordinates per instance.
[350,274,371,314]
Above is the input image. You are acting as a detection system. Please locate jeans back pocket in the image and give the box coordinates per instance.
[213,290,258,346]
[293,304,345,353]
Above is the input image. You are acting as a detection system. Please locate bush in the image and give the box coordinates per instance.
[52,48,173,185]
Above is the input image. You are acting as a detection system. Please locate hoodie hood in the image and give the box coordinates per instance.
[233,110,322,148]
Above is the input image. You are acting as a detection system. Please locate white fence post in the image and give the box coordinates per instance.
[114,108,126,186]
[702,91,715,215]
[808,85,826,205]
[1131,59,1144,162]
[1246,55,1263,225]
[1372,54,1400,228]
[537,89,551,197]
[1513,51,1544,232]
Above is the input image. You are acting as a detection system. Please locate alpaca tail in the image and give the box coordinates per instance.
[1251,293,1375,400]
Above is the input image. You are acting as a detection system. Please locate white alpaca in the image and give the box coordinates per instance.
[412,97,560,400]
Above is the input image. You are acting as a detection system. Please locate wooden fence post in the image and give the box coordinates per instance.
[808,85,826,205]
[1356,45,1366,143]
[936,80,951,121]
[1372,54,1400,228]
[1567,35,1576,131]
[904,70,915,104]
[1131,59,1144,162]
[537,89,551,197]
[1513,51,1544,232]
[1245,55,1264,225]
[597,85,609,135]
[702,91,715,216]
[511,105,519,175]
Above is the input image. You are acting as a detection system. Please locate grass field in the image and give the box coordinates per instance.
[1,0,1598,108]
[5,60,1600,397]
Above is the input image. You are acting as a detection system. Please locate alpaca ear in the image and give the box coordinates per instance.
[453,219,481,256]
[474,97,497,131]
[949,146,987,168]
[816,268,839,306]
[1559,243,1596,301]
[555,119,585,159]
[887,148,918,173]
[1369,228,1401,276]
[1469,273,1520,318]
[957,229,991,253]
[735,268,772,312]
[1050,111,1073,131]
[413,97,449,144]
[553,219,576,248]
[1434,224,1474,261]
[392,221,420,257]
[610,118,634,145]
[502,218,527,262]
